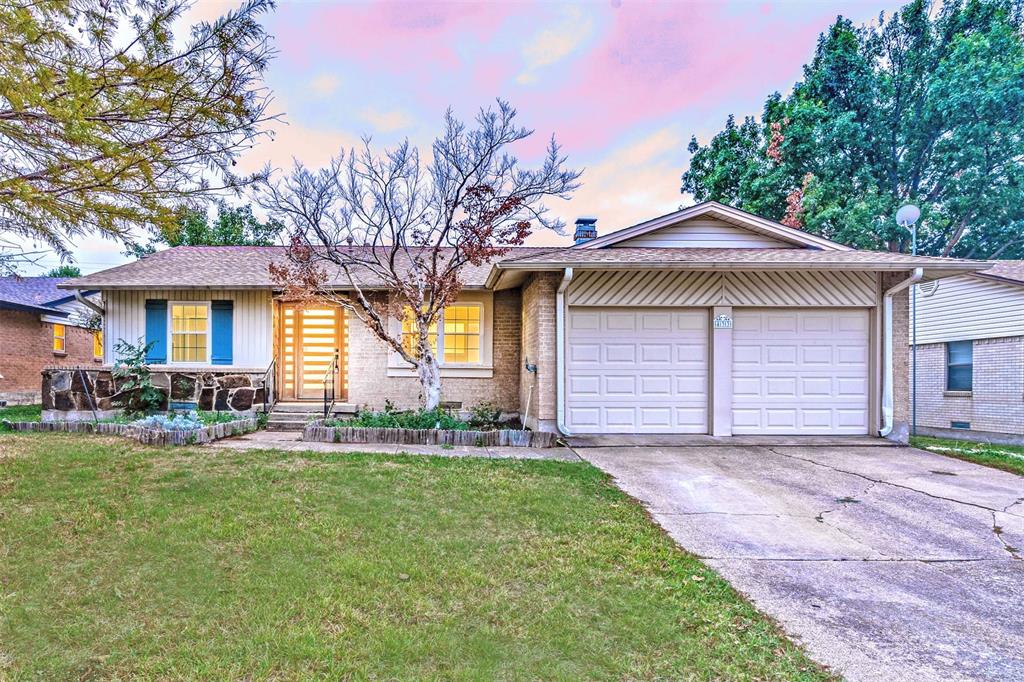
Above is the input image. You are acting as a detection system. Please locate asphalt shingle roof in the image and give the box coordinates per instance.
[976,260,1024,285]
[0,277,71,311]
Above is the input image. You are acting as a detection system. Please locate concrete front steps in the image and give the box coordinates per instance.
[266,402,356,431]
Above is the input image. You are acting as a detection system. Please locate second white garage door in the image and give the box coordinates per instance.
[732,309,870,435]
[566,308,708,433]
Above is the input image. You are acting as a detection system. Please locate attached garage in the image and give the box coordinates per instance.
[566,308,708,433]
[731,309,871,435]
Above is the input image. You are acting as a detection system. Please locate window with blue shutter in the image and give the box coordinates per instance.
[211,300,234,365]
[144,299,168,363]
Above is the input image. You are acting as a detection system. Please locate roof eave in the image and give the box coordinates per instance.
[0,300,68,316]
[494,260,988,274]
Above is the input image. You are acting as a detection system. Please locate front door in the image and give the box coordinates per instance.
[278,303,346,401]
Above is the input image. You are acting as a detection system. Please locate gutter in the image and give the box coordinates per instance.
[880,267,923,438]
[556,268,574,436]
[75,290,105,316]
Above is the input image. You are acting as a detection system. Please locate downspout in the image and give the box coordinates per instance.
[880,267,923,438]
[75,290,104,316]
[556,268,574,436]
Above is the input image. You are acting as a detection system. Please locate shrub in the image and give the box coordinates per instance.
[467,401,503,429]
[327,407,469,431]
[132,411,205,431]
[111,339,164,416]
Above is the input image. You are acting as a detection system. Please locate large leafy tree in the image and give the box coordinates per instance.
[682,0,1024,258]
[127,202,284,256]
[0,0,276,272]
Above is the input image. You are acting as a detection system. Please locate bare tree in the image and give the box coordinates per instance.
[257,101,581,410]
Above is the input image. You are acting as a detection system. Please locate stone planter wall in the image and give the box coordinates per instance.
[2,417,258,446]
[303,420,558,448]
[41,366,271,422]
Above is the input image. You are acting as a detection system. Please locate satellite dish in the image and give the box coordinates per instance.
[896,204,921,228]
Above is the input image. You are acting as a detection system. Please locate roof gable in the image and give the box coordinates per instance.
[578,201,852,252]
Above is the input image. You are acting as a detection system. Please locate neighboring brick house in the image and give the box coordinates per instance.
[54,201,986,441]
[0,277,102,404]
[910,261,1024,444]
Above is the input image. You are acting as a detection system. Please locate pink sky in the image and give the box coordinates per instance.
[47,0,897,274]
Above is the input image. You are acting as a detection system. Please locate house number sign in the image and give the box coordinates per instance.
[713,314,733,329]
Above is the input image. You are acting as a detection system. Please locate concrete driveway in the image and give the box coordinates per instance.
[575,443,1024,682]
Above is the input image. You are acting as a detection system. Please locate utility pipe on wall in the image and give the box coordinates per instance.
[880,267,923,439]
[556,268,574,436]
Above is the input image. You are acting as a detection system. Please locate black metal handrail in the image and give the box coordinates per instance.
[323,351,338,419]
[261,358,276,414]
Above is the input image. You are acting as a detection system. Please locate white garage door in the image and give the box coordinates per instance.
[732,309,870,435]
[567,308,708,433]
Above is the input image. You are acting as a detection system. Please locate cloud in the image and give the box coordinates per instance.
[516,6,595,85]
[360,107,415,133]
[308,73,340,97]
[526,124,688,247]
[235,116,360,176]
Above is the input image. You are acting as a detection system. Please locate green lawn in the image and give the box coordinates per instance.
[912,435,1024,476]
[0,434,830,681]
[0,403,41,422]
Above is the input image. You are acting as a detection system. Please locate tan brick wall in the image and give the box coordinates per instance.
[519,272,559,431]
[344,289,522,413]
[912,336,1024,435]
[0,309,98,404]
[882,273,911,442]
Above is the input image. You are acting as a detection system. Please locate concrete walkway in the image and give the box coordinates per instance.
[575,444,1024,682]
[210,429,580,461]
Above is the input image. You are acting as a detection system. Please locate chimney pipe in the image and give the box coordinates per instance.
[573,217,598,245]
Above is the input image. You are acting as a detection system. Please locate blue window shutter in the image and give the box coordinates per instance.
[144,299,167,363]
[211,300,233,365]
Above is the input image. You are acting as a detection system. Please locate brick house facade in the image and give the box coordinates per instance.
[0,296,100,405]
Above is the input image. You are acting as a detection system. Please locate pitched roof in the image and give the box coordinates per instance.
[975,260,1024,286]
[0,276,74,314]
[576,201,854,251]
[60,245,560,290]
[495,246,987,270]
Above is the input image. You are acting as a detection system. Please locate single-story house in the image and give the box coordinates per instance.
[910,260,1023,444]
[54,202,986,441]
[0,277,102,404]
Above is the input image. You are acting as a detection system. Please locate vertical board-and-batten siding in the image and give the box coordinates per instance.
[567,270,877,307]
[102,289,273,367]
[912,275,1024,344]
[610,218,795,248]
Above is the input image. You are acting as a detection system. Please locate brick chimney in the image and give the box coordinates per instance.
[573,217,598,245]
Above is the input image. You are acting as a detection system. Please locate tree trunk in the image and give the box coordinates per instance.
[417,340,442,411]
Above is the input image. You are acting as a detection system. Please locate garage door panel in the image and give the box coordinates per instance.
[567,307,708,433]
[733,309,869,435]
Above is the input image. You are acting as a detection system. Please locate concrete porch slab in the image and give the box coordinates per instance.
[565,434,895,448]
[208,429,580,462]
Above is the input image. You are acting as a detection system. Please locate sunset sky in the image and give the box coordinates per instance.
[41,0,898,275]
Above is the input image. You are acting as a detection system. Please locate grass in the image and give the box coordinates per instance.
[0,403,41,422]
[0,434,830,681]
[912,435,1024,476]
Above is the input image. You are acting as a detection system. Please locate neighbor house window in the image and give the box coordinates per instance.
[52,323,66,354]
[400,304,482,365]
[93,330,103,360]
[170,303,209,363]
[946,340,973,392]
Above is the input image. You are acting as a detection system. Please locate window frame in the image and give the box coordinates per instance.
[52,323,66,355]
[167,301,212,365]
[93,330,103,361]
[946,340,973,392]
[439,302,484,367]
[388,294,493,377]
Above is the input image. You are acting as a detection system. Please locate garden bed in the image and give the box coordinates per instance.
[1,416,258,446]
[303,420,557,448]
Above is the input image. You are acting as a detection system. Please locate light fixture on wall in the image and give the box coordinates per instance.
[897,204,921,437]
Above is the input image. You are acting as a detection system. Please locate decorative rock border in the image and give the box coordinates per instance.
[1,417,258,446]
[303,420,558,448]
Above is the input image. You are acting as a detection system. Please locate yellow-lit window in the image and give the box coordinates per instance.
[93,330,103,360]
[170,303,209,363]
[52,323,66,353]
[401,308,438,358]
[442,305,481,364]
